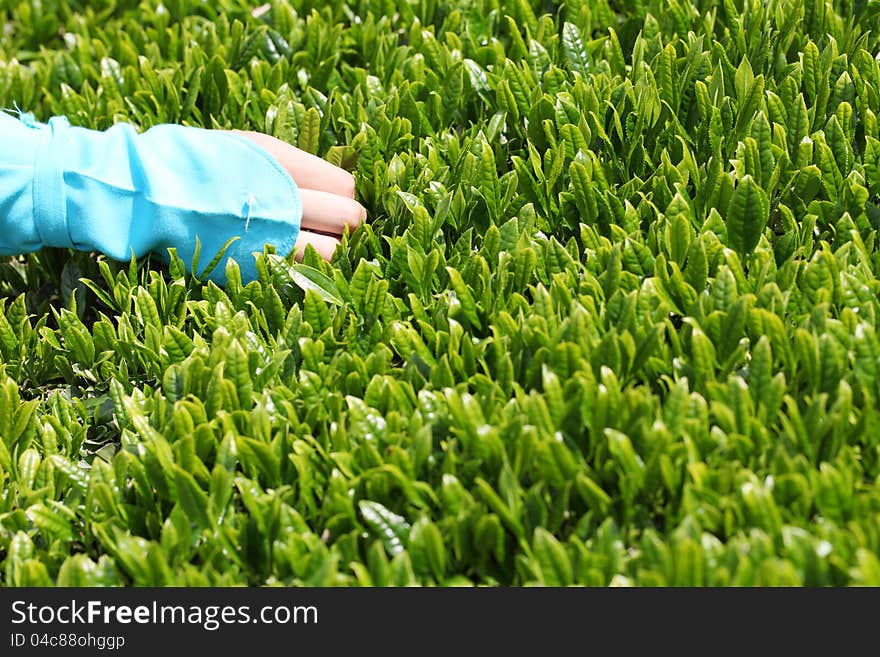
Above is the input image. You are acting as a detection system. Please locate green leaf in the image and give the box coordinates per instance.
[408,517,446,580]
[445,267,482,329]
[734,56,754,102]
[173,465,211,531]
[225,340,254,408]
[726,175,769,257]
[474,477,524,539]
[787,93,810,155]
[359,501,410,556]
[561,22,590,78]
[479,139,501,219]
[26,502,73,542]
[533,528,573,586]
[290,263,344,305]
[802,40,821,103]
[195,236,240,283]
[298,107,321,154]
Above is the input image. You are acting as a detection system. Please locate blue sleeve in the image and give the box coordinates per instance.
[0,111,302,284]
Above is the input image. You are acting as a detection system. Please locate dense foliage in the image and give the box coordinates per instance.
[2,0,880,585]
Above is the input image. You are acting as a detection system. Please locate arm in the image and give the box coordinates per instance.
[0,111,363,283]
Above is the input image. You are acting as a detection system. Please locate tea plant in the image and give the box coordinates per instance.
[1,0,880,585]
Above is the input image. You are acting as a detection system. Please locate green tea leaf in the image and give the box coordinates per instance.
[726,175,769,257]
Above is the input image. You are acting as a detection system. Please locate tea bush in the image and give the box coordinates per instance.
[1,0,880,585]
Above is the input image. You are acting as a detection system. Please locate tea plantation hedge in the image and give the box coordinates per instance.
[2,0,880,585]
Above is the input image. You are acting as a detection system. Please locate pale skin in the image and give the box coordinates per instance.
[232,130,367,260]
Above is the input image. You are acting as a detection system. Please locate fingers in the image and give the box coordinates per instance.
[231,130,356,198]
[300,188,366,235]
[228,129,366,264]
[292,230,341,261]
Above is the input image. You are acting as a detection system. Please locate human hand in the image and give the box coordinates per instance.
[231,130,366,261]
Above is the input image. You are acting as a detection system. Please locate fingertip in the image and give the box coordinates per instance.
[349,200,367,229]
[294,231,342,261]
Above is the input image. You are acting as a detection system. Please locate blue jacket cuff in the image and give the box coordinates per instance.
[0,111,303,284]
